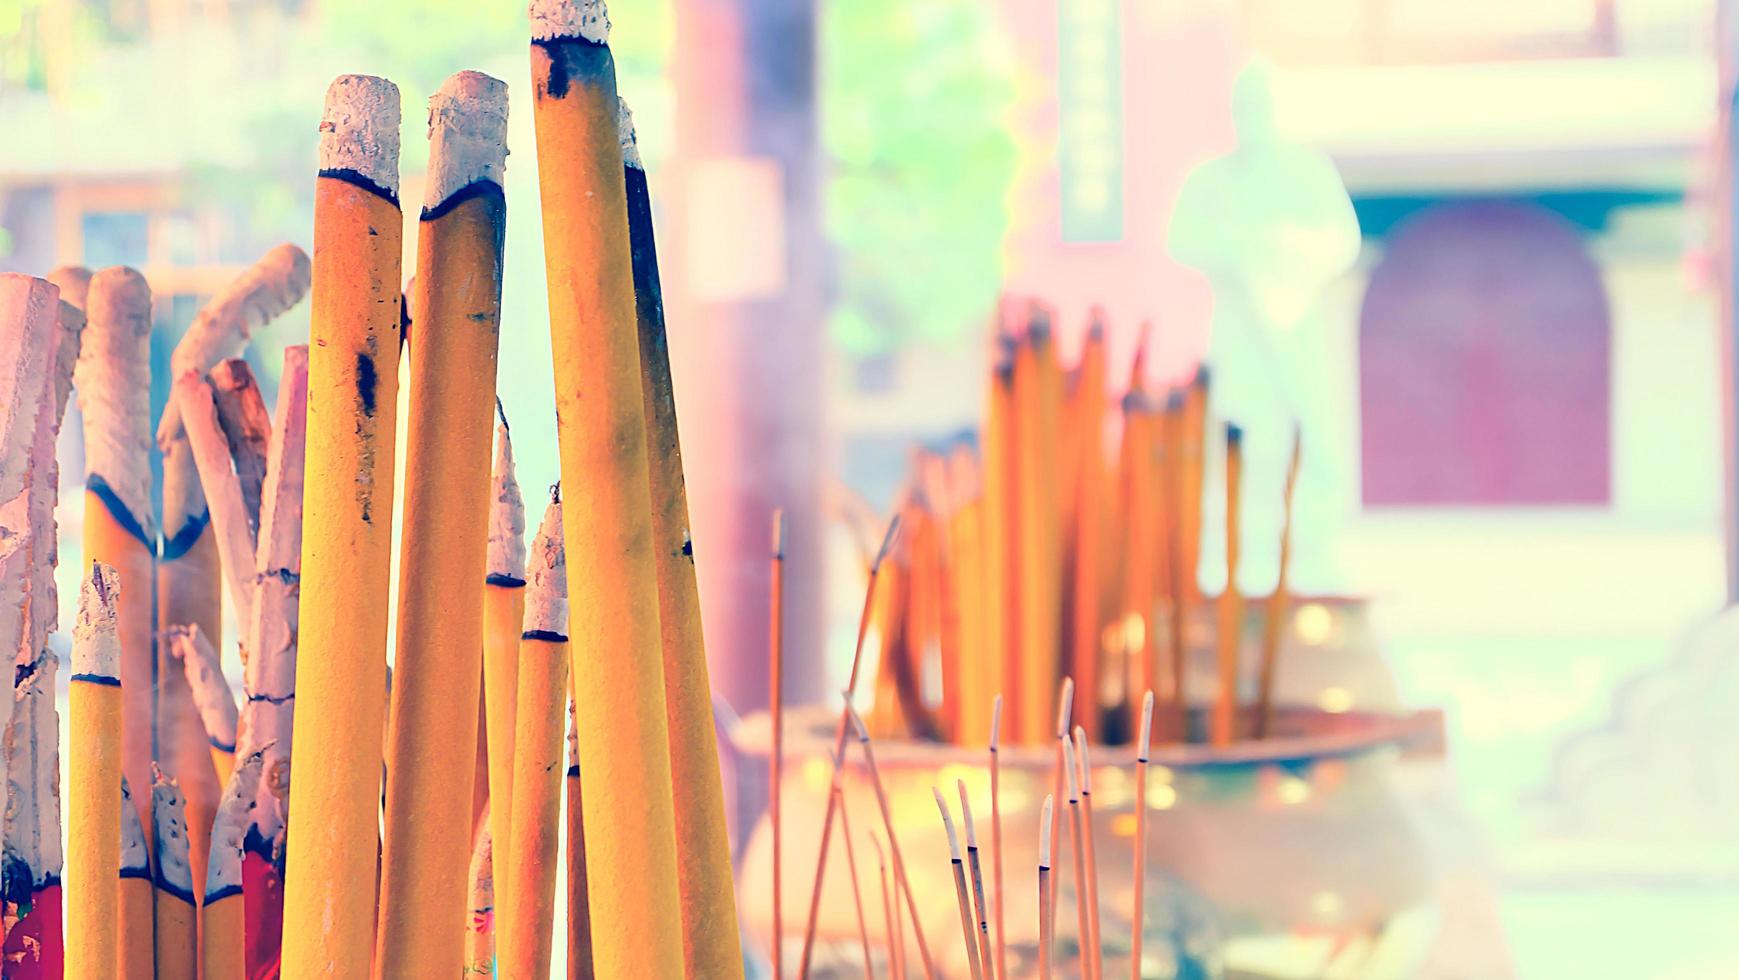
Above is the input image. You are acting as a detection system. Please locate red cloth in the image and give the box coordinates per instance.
[2,885,64,978]
[243,853,283,980]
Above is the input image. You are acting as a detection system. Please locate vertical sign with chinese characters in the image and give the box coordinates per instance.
[1058,0,1125,243]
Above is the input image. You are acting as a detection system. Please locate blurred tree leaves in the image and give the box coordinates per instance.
[822,0,1015,356]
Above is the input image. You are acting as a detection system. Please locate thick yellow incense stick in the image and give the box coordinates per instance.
[117,778,152,980]
[281,74,403,980]
[1254,429,1302,740]
[1213,424,1244,746]
[203,745,268,980]
[484,409,526,911]
[377,70,509,976]
[1067,322,1108,741]
[529,7,684,974]
[502,494,571,980]
[153,768,197,980]
[465,815,496,977]
[934,787,984,980]
[1130,692,1153,980]
[67,564,122,980]
[620,97,745,978]
[76,266,156,834]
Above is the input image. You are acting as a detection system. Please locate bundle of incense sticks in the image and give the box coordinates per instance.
[0,2,753,976]
[863,302,1305,748]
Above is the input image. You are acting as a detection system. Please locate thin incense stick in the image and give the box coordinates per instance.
[1254,429,1301,740]
[67,564,122,980]
[502,492,571,980]
[76,266,155,839]
[620,97,745,978]
[796,515,900,978]
[845,703,938,980]
[281,73,403,980]
[530,8,688,972]
[1213,424,1244,747]
[1048,677,1073,927]
[934,786,985,980]
[989,695,1008,980]
[153,767,198,980]
[203,744,269,980]
[1038,795,1054,980]
[117,778,151,980]
[1063,735,1093,980]
[1130,692,1153,980]
[770,509,787,977]
[565,699,594,979]
[484,406,527,914]
[1074,726,1102,980]
[836,786,877,980]
[376,70,509,976]
[873,835,903,980]
[957,780,994,980]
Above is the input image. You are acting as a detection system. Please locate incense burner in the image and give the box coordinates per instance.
[730,703,1440,979]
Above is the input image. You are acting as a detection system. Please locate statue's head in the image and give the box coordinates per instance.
[1231,56,1278,148]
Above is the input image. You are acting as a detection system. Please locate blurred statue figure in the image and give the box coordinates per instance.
[1168,57,1360,595]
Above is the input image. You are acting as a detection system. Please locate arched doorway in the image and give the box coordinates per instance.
[1359,200,1611,506]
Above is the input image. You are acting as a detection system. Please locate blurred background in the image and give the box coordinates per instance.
[4,0,1736,976]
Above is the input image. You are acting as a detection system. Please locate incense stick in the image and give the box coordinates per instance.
[1048,677,1073,927]
[207,358,272,534]
[465,814,496,977]
[1063,733,1093,979]
[281,73,404,980]
[845,703,938,980]
[837,785,877,980]
[1213,424,1244,746]
[1074,726,1102,980]
[484,407,527,917]
[67,563,122,980]
[1038,795,1055,980]
[989,695,1008,980]
[1130,691,1153,980]
[770,509,787,977]
[117,777,151,980]
[934,787,985,980]
[873,834,903,980]
[153,766,198,979]
[165,624,240,783]
[203,743,269,980]
[1254,428,1302,740]
[957,780,995,980]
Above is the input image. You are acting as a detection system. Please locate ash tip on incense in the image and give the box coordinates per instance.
[1039,795,1054,868]
[488,415,527,580]
[1054,676,1074,738]
[425,70,510,209]
[956,779,978,847]
[933,787,962,860]
[1226,422,1243,446]
[319,74,402,197]
[72,562,121,677]
[618,97,644,170]
[989,694,1002,750]
[1137,690,1154,760]
[524,491,568,636]
[152,764,195,895]
[46,265,92,311]
[771,507,786,559]
[1073,726,1092,793]
[529,0,610,44]
[872,514,902,571]
[119,777,148,873]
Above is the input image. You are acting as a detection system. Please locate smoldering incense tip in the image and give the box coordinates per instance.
[319,74,402,198]
[956,779,978,849]
[523,493,568,638]
[424,70,510,211]
[618,96,644,170]
[1073,727,1092,794]
[1038,796,1053,868]
[1138,691,1154,761]
[771,508,786,559]
[73,562,121,679]
[933,787,961,861]
[488,416,527,582]
[989,694,1002,751]
[1054,677,1074,739]
[529,0,611,44]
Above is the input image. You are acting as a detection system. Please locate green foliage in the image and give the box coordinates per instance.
[822,0,1015,355]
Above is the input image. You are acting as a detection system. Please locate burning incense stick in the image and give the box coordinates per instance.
[1130,691,1153,980]
[203,744,268,980]
[837,785,877,980]
[377,69,509,976]
[484,406,526,913]
[1213,424,1244,746]
[67,564,122,980]
[989,695,1008,980]
[76,266,155,834]
[1063,734,1092,979]
[208,359,273,533]
[934,787,985,980]
[845,703,938,979]
[466,813,496,977]
[770,510,787,978]
[175,370,261,628]
[620,96,745,978]
[502,491,571,980]
[117,778,151,980]
[165,625,240,784]
[530,8,690,973]
[153,767,197,980]
[797,516,900,978]
[957,780,995,980]
[1254,429,1302,740]
[282,74,404,980]
[1074,726,1103,980]
[1038,795,1055,980]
